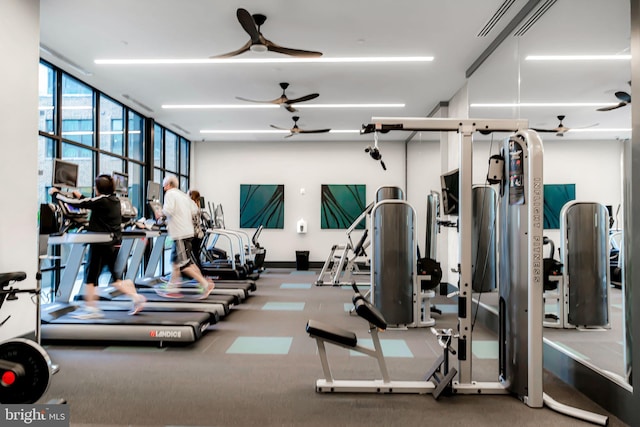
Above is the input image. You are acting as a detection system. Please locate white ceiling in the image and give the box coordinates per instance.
[39,0,632,144]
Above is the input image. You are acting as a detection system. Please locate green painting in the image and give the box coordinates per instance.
[321,184,366,229]
[240,184,284,229]
[544,184,575,229]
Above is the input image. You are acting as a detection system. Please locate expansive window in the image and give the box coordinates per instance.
[61,75,94,146]
[38,64,55,135]
[128,111,144,162]
[37,136,55,205]
[99,95,124,155]
[38,59,192,289]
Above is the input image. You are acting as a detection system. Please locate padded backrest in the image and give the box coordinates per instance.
[354,297,387,330]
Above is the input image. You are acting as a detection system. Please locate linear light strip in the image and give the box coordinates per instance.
[471,102,615,107]
[95,56,434,65]
[569,128,631,133]
[163,103,404,109]
[525,55,631,61]
[163,104,279,109]
[296,104,405,109]
[200,130,360,134]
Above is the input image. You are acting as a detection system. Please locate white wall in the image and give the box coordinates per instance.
[192,131,624,265]
[193,140,407,262]
[0,0,40,341]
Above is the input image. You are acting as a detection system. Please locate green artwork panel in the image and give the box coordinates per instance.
[240,184,284,229]
[321,184,366,229]
[544,184,575,229]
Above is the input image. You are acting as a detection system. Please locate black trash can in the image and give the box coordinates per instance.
[295,250,310,271]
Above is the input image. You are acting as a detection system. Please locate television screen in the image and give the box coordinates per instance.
[440,169,460,216]
[119,197,137,218]
[149,200,164,219]
[52,159,79,188]
[147,181,161,201]
[112,172,128,194]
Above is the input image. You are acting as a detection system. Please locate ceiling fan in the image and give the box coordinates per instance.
[211,8,323,58]
[597,89,631,111]
[270,116,331,138]
[532,115,598,137]
[237,82,319,113]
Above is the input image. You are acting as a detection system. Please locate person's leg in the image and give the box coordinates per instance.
[107,244,146,314]
[179,238,214,298]
[83,245,102,310]
[84,284,98,309]
[73,244,104,318]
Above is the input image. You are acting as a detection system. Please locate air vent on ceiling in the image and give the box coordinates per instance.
[170,123,191,135]
[39,44,93,76]
[513,0,557,37]
[477,0,518,37]
[121,94,154,113]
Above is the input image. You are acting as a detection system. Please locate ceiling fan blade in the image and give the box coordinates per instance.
[574,122,599,130]
[236,8,261,43]
[299,128,331,134]
[236,96,284,105]
[284,133,295,138]
[615,91,631,103]
[531,128,556,133]
[287,93,320,104]
[265,39,322,57]
[270,124,290,131]
[597,102,626,111]
[210,40,251,59]
[236,96,276,104]
[285,105,297,113]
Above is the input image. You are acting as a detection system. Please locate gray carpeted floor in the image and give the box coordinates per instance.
[40,268,628,426]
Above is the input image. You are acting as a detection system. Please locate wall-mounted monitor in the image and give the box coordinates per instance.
[112,172,129,195]
[199,196,206,209]
[147,180,161,201]
[440,168,460,216]
[52,159,79,188]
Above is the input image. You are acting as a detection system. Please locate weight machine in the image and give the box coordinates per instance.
[315,202,373,286]
[306,117,607,425]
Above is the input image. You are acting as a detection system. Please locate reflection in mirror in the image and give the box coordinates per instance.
[468,0,631,385]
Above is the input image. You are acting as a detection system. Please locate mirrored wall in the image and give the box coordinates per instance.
[468,0,631,385]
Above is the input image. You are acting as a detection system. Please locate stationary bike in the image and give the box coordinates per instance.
[0,271,61,403]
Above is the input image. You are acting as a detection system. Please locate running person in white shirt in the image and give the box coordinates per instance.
[156,175,214,298]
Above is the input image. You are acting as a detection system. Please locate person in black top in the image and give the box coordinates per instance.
[50,174,145,319]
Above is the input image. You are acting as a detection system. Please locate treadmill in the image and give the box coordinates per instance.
[41,231,212,345]
[136,222,255,299]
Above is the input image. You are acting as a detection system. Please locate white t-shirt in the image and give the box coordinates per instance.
[162,187,198,240]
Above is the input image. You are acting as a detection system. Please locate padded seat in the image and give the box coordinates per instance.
[306,319,357,347]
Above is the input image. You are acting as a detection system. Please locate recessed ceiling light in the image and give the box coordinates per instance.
[525,54,631,61]
[95,56,434,65]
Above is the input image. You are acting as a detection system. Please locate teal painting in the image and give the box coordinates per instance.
[240,184,284,229]
[544,184,575,229]
[321,184,366,229]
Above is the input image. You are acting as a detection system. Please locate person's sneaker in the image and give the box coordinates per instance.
[155,283,183,299]
[72,306,104,319]
[128,294,146,315]
[198,281,215,300]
